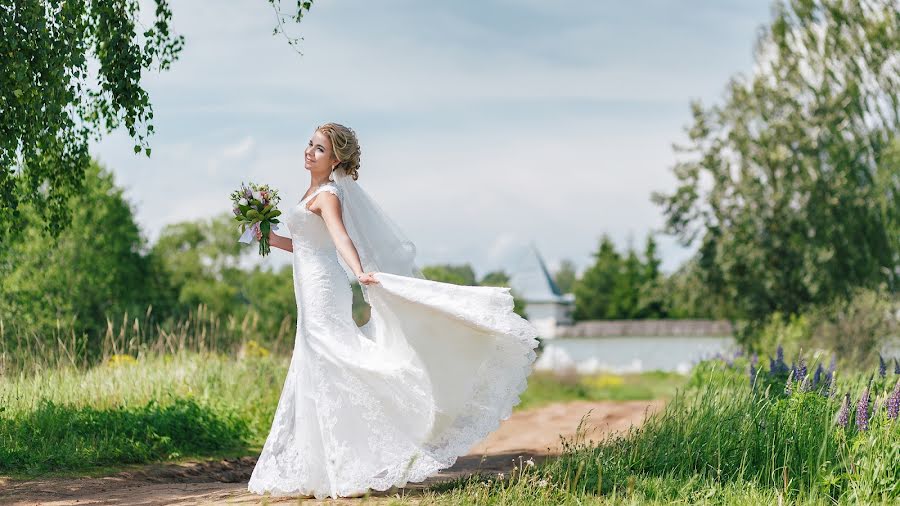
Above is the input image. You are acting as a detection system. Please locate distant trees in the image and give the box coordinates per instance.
[0,160,169,351]
[553,259,577,295]
[573,234,672,320]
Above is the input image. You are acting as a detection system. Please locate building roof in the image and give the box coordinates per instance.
[508,242,574,304]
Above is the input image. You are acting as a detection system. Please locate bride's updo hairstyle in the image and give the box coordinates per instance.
[317,122,361,181]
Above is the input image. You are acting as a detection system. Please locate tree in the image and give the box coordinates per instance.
[553,259,577,294]
[573,235,621,320]
[0,159,168,353]
[1,0,185,245]
[652,0,899,324]
[0,0,315,246]
[422,263,477,286]
[635,234,666,318]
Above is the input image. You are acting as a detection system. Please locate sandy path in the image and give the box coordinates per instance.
[0,400,662,505]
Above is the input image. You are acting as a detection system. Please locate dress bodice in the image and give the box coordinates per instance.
[284,183,343,255]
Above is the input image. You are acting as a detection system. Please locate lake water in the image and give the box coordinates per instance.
[534,336,738,374]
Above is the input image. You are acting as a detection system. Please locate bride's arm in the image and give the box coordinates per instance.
[256,225,293,252]
[315,192,365,277]
[269,233,293,252]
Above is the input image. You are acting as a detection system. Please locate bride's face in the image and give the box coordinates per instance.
[304,130,337,173]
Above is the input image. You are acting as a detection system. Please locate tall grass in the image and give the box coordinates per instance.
[428,349,900,504]
[0,303,295,375]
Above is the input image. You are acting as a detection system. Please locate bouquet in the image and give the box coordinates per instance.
[231,181,282,256]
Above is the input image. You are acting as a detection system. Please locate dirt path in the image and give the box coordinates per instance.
[0,400,662,505]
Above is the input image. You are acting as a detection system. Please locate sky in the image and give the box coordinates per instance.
[90,0,774,278]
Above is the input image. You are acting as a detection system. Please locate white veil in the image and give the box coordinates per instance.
[330,167,424,302]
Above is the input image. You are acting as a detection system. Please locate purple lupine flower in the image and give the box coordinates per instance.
[776,345,784,364]
[749,363,757,385]
[769,356,777,377]
[894,358,900,375]
[879,354,887,379]
[813,363,823,388]
[785,370,794,396]
[887,381,899,420]
[797,357,807,383]
[856,385,871,431]
[837,393,850,428]
[790,361,798,381]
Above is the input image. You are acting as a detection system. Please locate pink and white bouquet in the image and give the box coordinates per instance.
[231,181,283,256]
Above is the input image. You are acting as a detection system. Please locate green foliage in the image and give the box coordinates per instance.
[652,0,900,323]
[0,160,169,356]
[573,234,673,320]
[0,396,250,473]
[422,263,477,285]
[553,259,577,294]
[426,354,900,504]
[0,351,284,475]
[740,286,897,364]
[0,0,185,245]
[150,212,297,341]
[518,370,684,411]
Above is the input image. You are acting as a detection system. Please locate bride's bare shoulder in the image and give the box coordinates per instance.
[307,189,341,214]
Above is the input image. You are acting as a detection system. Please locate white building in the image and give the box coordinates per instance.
[508,243,575,339]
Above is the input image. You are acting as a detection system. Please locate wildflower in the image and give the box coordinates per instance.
[837,393,850,428]
[784,370,794,396]
[887,381,899,420]
[750,352,758,366]
[879,354,887,379]
[856,385,871,431]
[537,479,549,488]
[525,458,535,467]
[812,363,823,388]
[238,197,248,206]
[498,472,504,479]
[768,356,777,377]
[749,363,757,385]
[797,357,807,383]
[894,358,899,375]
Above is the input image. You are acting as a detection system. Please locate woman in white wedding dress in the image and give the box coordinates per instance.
[246,123,539,499]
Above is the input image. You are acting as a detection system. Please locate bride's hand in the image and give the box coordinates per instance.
[357,272,380,285]
[254,225,275,242]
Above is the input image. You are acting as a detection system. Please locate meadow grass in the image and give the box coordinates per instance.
[414,351,900,505]
[0,334,673,478]
[0,348,286,476]
[517,370,684,410]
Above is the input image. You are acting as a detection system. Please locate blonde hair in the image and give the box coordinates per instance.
[317,122,361,181]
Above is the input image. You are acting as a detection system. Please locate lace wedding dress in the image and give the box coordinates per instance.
[246,182,540,499]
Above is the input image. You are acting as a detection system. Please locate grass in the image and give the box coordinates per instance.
[3,308,896,504]
[0,339,680,478]
[412,351,900,505]
[518,370,685,410]
[0,349,286,477]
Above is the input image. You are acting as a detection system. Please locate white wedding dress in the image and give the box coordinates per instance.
[246,182,540,499]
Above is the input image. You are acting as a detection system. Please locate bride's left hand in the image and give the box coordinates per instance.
[357,272,380,285]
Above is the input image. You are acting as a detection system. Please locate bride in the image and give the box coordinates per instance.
[246,122,539,499]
